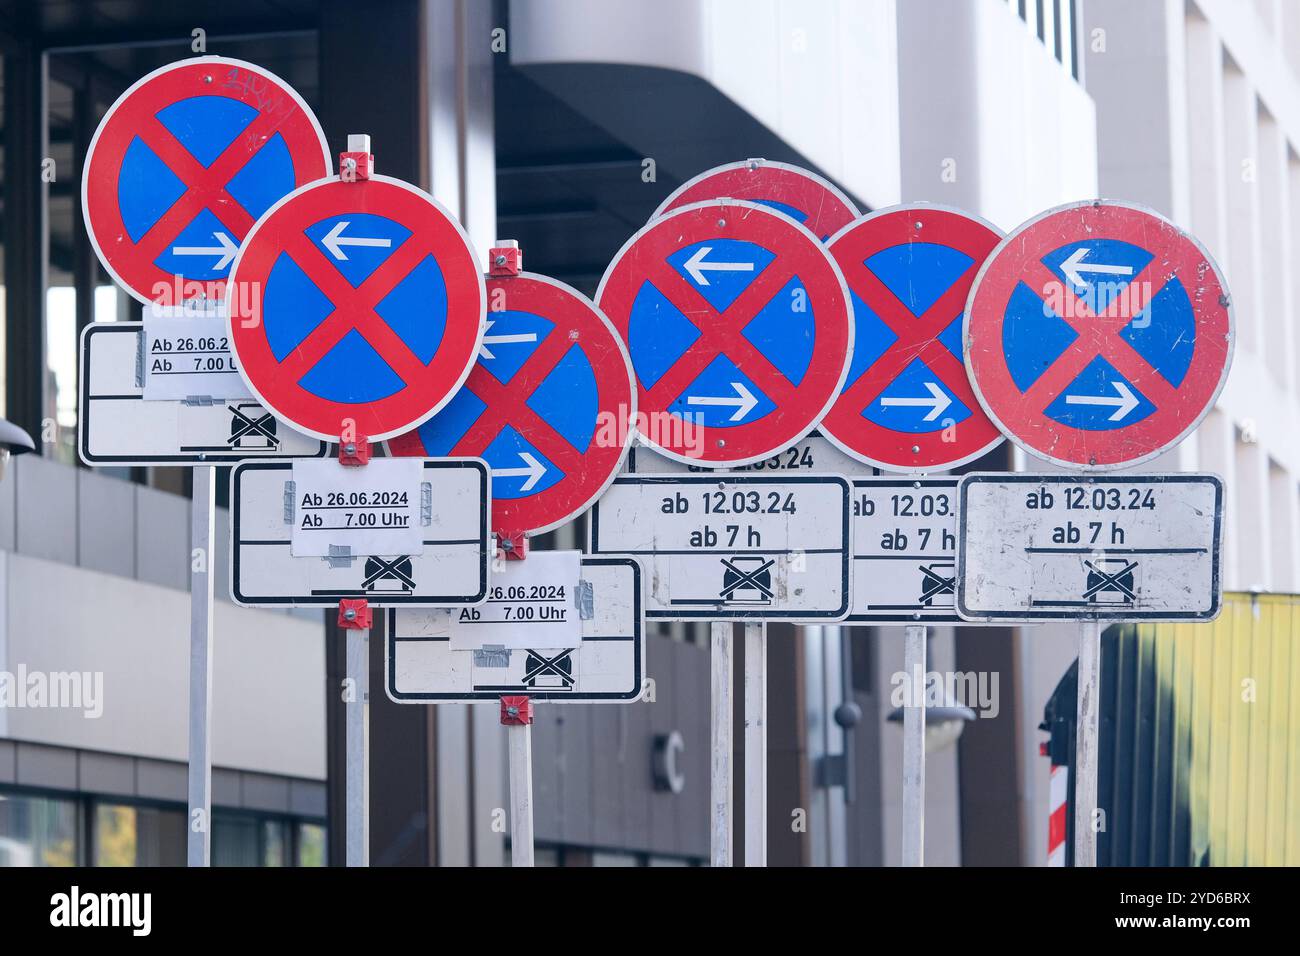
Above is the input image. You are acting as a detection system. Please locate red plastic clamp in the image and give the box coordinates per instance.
[489,242,522,277]
[340,134,374,182]
[339,438,371,466]
[496,532,529,561]
[500,696,533,725]
[338,599,372,630]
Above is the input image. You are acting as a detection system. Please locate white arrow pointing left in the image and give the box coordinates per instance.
[683,246,755,286]
[686,381,759,422]
[171,231,239,270]
[1060,247,1134,289]
[879,381,952,422]
[478,319,538,360]
[1064,380,1140,421]
[322,221,392,261]
[494,452,547,492]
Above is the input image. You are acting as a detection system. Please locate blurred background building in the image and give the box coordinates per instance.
[0,0,1296,865]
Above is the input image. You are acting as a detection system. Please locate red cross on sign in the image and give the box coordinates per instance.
[597,201,852,467]
[82,56,331,305]
[388,273,636,537]
[965,201,1234,470]
[227,174,486,443]
[819,205,1005,472]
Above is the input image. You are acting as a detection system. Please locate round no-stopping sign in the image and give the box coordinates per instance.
[965,201,1234,470]
[597,200,852,467]
[820,205,1005,472]
[655,160,860,241]
[388,273,635,537]
[83,56,331,305]
[227,174,485,443]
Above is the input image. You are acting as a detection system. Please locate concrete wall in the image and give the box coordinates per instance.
[0,455,326,781]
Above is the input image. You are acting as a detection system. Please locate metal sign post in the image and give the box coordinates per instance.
[709,621,733,867]
[1074,619,1101,867]
[341,598,371,867]
[187,465,215,867]
[503,695,535,867]
[901,623,926,867]
[743,621,767,866]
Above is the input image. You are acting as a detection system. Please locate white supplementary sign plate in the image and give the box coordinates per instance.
[626,432,874,477]
[956,473,1224,622]
[588,473,852,621]
[290,458,423,558]
[387,556,644,702]
[79,323,326,465]
[445,550,582,650]
[231,458,489,607]
[849,477,962,625]
[141,305,251,401]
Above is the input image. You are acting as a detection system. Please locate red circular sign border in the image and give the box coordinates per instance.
[964,200,1235,471]
[820,204,1006,473]
[82,55,332,306]
[227,173,486,443]
[387,272,636,538]
[655,160,861,241]
[597,199,854,468]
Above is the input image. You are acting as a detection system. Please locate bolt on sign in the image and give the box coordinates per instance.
[964,201,1234,470]
[386,554,646,703]
[956,474,1224,622]
[597,200,853,467]
[821,205,1005,473]
[588,473,852,621]
[82,56,331,306]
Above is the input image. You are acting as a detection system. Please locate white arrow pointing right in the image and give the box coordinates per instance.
[879,381,953,422]
[494,452,547,492]
[322,221,393,261]
[171,231,239,271]
[1060,247,1134,289]
[683,246,755,286]
[1064,380,1140,421]
[686,381,759,422]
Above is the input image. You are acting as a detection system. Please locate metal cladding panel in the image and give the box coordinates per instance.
[1043,592,1300,866]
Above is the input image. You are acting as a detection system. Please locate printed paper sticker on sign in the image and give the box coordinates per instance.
[821,205,1005,473]
[964,201,1234,470]
[597,201,853,467]
[82,57,331,306]
[227,174,486,443]
[142,303,251,402]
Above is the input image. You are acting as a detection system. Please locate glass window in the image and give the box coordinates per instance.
[296,822,326,867]
[93,802,186,867]
[0,790,80,866]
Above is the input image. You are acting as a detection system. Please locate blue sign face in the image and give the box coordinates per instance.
[260,212,450,405]
[626,237,815,429]
[411,307,600,499]
[118,95,298,281]
[846,241,976,435]
[1001,238,1194,431]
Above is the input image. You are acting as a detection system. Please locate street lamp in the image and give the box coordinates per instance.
[0,417,36,482]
